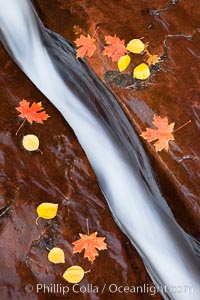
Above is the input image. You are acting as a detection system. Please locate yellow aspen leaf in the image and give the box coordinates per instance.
[133,63,150,80]
[48,247,65,264]
[36,203,58,222]
[22,134,39,151]
[127,39,145,54]
[118,54,131,72]
[63,266,84,283]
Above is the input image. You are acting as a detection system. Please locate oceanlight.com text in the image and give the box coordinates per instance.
[24,283,194,296]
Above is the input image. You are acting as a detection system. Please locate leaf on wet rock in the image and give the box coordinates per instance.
[22,134,39,151]
[74,34,97,58]
[118,55,131,72]
[72,232,107,263]
[48,247,65,264]
[146,54,160,66]
[126,39,145,54]
[103,35,127,62]
[16,99,49,124]
[36,203,58,224]
[141,115,175,152]
[63,266,85,283]
[133,63,150,80]
[144,47,161,66]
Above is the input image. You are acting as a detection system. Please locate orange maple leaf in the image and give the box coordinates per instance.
[144,47,160,66]
[74,34,97,58]
[141,115,175,152]
[16,99,49,124]
[146,54,160,66]
[103,35,127,62]
[72,232,107,263]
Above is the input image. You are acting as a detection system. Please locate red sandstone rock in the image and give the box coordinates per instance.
[0,1,200,299]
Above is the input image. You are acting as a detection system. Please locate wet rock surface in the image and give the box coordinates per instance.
[35,0,200,232]
[0,0,199,299]
[0,42,160,299]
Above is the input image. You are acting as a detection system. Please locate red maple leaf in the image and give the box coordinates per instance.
[103,35,127,62]
[74,34,97,58]
[141,115,175,152]
[72,232,107,263]
[16,99,49,124]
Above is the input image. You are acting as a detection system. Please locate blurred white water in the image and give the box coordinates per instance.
[0,0,199,299]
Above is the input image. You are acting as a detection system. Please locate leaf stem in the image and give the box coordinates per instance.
[92,26,99,38]
[86,218,89,236]
[173,120,191,133]
[35,216,40,226]
[38,149,43,155]
[15,119,26,135]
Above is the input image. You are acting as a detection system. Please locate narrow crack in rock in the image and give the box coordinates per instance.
[149,0,179,16]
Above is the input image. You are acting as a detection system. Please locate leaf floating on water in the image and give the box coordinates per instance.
[63,266,85,283]
[22,134,39,151]
[118,55,131,72]
[126,39,145,54]
[103,35,127,62]
[133,63,150,80]
[74,34,97,58]
[72,232,107,263]
[36,203,58,224]
[141,115,175,152]
[16,99,49,124]
[48,247,65,264]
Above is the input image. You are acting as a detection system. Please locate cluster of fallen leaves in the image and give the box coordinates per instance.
[15,99,49,151]
[73,27,191,152]
[14,99,108,283]
[36,202,107,283]
[13,28,191,286]
[14,49,190,291]
[11,29,192,299]
[14,102,189,285]
[74,28,161,80]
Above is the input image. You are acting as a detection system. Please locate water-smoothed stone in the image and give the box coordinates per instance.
[35,0,200,233]
[0,1,200,299]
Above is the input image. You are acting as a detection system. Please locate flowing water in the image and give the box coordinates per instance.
[0,0,199,299]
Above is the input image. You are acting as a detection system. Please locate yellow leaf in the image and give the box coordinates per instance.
[37,203,58,220]
[118,55,131,72]
[22,134,39,151]
[133,63,150,80]
[127,39,145,54]
[63,266,84,283]
[48,247,65,264]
